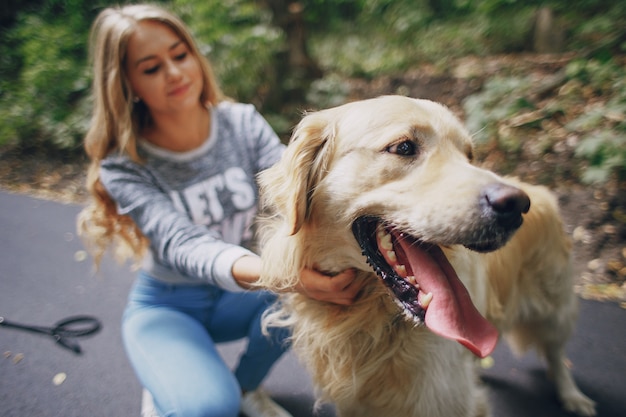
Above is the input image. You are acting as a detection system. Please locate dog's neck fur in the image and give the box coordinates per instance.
[263,222,488,417]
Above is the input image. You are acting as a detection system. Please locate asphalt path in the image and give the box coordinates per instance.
[1,190,624,417]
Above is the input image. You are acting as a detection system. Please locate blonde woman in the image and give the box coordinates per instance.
[78,4,362,417]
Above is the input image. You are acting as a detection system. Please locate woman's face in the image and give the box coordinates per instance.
[125,20,204,117]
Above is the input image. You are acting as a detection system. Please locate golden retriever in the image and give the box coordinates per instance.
[257,96,596,417]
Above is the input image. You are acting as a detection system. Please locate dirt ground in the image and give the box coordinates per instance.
[1,54,624,305]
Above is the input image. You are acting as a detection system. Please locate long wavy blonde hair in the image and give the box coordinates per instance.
[77,3,225,267]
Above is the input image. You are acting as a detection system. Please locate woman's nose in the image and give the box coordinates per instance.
[165,60,182,80]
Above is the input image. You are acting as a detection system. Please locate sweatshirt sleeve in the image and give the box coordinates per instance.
[99,156,250,291]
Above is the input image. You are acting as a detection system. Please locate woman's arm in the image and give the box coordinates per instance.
[100,157,254,291]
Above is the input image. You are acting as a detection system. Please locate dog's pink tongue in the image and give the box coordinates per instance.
[396,236,498,358]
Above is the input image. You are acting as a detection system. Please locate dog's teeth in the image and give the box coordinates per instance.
[387,250,397,262]
[420,292,433,309]
[379,233,393,250]
[395,264,406,276]
[406,275,418,287]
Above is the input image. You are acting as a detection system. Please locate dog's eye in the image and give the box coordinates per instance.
[387,140,417,156]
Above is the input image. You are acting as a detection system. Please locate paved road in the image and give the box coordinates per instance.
[1,190,624,417]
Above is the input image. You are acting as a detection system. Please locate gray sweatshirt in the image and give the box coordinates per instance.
[100,102,285,292]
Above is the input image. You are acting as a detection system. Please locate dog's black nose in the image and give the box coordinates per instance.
[482,183,530,228]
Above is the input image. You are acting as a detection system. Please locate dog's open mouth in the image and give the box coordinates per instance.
[352,216,498,358]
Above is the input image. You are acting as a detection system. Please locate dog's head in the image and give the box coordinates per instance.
[259,95,530,357]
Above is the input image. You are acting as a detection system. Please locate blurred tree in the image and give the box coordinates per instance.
[426,0,462,17]
[256,0,322,109]
[1,0,625,153]
[0,0,43,27]
[0,0,96,152]
[171,0,283,110]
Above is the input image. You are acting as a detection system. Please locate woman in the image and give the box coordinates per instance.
[78,4,362,417]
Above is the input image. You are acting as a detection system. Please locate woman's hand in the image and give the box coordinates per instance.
[233,255,364,305]
[296,268,363,306]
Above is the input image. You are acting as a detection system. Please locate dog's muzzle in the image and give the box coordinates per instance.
[352,216,500,358]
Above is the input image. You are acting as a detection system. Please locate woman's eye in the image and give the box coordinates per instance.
[386,140,417,156]
[143,65,160,75]
[174,52,187,61]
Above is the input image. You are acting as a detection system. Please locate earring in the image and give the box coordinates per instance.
[132,96,140,103]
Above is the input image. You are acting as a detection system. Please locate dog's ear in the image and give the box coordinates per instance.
[261,111,335,235]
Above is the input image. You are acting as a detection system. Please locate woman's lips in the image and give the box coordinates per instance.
[168,83,190,97]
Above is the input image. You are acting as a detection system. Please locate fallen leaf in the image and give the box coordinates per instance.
[53,372,67,386]
[74,250,87,262]
[580,283,626,302]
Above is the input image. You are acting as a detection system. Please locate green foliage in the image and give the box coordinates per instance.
[565,60,626,183]
[1,0,625,182]
[310,5,490,79]
[306,74,350,109]
[301,0,366,26]
[0,0,283,149]
[463,58,626,184]
[480,7,536,53]
[306,0,624,79]
[575,130,626,184]
[311,28,413,78]
[170,0,295,135]
[473,0,621,15]
[473,0,522,15]
[0,8,92,150]
[171,0,283,104]
[463,77,535,149]
[565,59,624,94]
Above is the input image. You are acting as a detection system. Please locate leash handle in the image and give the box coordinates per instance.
[53,316,102,338]
[0,315,102,355]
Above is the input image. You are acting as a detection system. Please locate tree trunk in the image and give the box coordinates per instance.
[532,7,565,53]
[257,0,323,110]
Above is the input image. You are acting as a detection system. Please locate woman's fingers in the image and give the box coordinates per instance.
[297,268,365,305]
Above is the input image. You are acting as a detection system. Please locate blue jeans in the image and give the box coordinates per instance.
[122,272,290,417]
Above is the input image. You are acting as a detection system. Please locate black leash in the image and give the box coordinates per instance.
[0,315,102,355]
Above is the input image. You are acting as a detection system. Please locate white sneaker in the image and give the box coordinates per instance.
[240,389,293,417]
[140,389,159,417]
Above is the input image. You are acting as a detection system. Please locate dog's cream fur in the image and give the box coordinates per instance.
[257,96,595,417]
